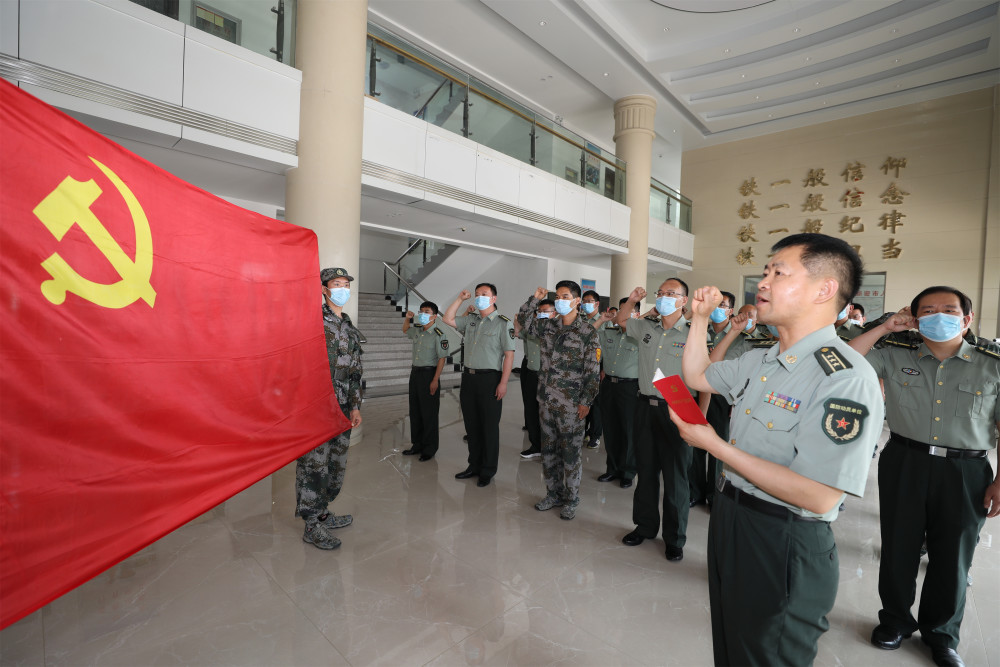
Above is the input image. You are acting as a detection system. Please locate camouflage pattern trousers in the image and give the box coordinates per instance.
[295,413,353,520]
[539,393,586,505]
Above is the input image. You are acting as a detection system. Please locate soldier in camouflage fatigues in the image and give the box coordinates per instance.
[296,267,364,550]
[519,282,601,520]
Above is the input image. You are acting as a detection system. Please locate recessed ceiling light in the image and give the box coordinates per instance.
[805,57,811,61]
[603,72,609,77]
[895,83,901,88]
[539,20,547,26]
[891,28,897,33]
[663,27,670,32]
[823,101,828,105]
[793,27,800,32]
[672,129,676,133]
[740,74,746,78]
[724,48,731,53]
[755,95,760,100]
[894,58,900,63]
[815,81,821,86]
[768,114,773,118]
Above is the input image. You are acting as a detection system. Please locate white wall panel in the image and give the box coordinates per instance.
[518,171,556,218]
[178,127,296,170]
[475,151,519,204]
[584,192,612,237]
[0,0,18,56]
[424,128,476,192]
[647,220,664,255]
[610,202,630,243]
[363,106,427,177]
[678,231,694,261]
[554,181,587,227]
[182,32,300,138]
[20,0,184,104]
[661,224,680,255]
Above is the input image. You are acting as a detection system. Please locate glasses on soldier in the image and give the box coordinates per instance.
[656,290,684,298]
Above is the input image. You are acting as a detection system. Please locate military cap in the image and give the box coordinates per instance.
[320,267,355,284]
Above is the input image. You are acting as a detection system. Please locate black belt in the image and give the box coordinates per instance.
[412,365,436,371]
[639,393,666,406]
[606,376,637,384]
[717,477,825,523]
[889,433,988,459]
[464,368,499,375]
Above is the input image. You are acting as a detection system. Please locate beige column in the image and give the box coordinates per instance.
[285,0,368,322]
[611,95,657,302]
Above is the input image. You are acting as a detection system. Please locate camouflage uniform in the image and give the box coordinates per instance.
[295,302,364,520]
[519,296,601,511]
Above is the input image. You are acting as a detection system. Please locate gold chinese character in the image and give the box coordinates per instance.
[882,156,907,178]
[880,182,910,205]
[841,161,865,182]
[737,223,759,243]
[738,201,760,219]
[839,216,864,233]
[851,244,862,256]
[769,203,790,211]
[803,169,829,187]
[802,194,826,212]
[771,179,791,187]
[738,177,761,197]
[768,228,789,234]
[882,237,902,259]
[736,246,755,265]
[803,219,823,234]
[878,210,906,233]
[840,188,864,208]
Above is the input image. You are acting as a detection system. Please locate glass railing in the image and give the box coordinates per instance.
[383,239,449,307]
[650,177,692,233]
[366,23,626,205]
[128,0,295,65]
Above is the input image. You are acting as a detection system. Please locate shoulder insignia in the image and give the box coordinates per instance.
[882,336,919,350]
[686,322,692,328]
[645,315,659,322]
[433,327,444,336]
[974,339,1000,360]
[751,339,778,348]
[498,314,511,322]
[814,347,853,375]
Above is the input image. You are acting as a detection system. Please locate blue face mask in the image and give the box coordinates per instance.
[918,313,964,342]
[837,305,849,321]
[710,307,729,324]
[744,318,754,331]
[328,287,350,307]
[656,296,677,316]
[582,302,597,314]
[415,312,431,326]
[537,312,552,319]
[554,299,574,316]
[766,324,780,338]
[474,295,491,311]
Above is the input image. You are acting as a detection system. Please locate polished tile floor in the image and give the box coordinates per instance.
[2,382,998,666]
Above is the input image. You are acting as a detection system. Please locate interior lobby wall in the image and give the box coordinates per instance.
[679,87,999,339]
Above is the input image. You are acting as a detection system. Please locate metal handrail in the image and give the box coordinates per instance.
[383,261,430,304]
[391,238,423,266]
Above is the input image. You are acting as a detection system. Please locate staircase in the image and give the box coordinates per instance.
[356,292,462,398]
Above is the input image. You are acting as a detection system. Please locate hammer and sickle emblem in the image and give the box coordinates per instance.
[32,157,156,308]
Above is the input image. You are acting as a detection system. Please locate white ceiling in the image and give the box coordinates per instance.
[368,0,1000,157]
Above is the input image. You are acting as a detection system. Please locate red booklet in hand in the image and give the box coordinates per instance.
[653,371,709,425]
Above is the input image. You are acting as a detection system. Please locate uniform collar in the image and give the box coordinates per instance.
[917,337,976,363]
[480,309,499,322]
[762,324,835,371]
[657,315,688,332]
[712,321,731,336]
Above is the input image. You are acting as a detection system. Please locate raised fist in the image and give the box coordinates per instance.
[534,286,548,300]
[405,310,414,319]
[691,286,723,318]
[459,289,472,301]
[630,286,646,302]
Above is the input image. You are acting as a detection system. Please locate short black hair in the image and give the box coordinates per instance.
[911,286,972,317]
[419,301,439,314]
[619,296,640,312]
[475,282,498,297]
[538,299,555,309]
[663,277,689,297]
[850,303,865,316]
[771,233,862,311]
[582,290,600,302]
[720,291,736,309]
[555,280,582,299]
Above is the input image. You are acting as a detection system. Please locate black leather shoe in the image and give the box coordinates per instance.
[622,529,646,546]
[597,472,618,482]
[620,478,633,488]
[870,624,911,650]
[418,454,434,462]
[477,477,491,487]
[689,498,704,508]
[455,469,477,479]
[402,448,419,456]
[665,545,683,561]
[930,647,965,667]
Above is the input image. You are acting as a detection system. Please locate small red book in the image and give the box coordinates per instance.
[653,371,709,425]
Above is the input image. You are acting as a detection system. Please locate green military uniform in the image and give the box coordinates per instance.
[406,321,454,458]
[866,332,1000,651]
[625,314,694,549]
[691,321,735,505]
[516,310,544,454]
[520,296,601,517]
[836,320,863,341]
[295,302,364,520]
[455,309,516,481]
[598,320,639,482]
[703,325,884,665]
[585,311,604,444]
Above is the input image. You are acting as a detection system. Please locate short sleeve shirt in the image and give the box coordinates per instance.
[625,315,691,395]
[598,322,639,379]
[455,309,516,370]
[520,329,542,371]
[866,337,1000,450]
[705,325,884,521]
[406,324,452,367]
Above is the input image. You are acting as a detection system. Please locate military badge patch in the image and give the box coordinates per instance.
[643,334,652,344]
[764,392,800,413]
[901,367,920,375]
[509,329,516,340]
[672,342,686,349]
[441,339,449,350]
[822,399,869,444]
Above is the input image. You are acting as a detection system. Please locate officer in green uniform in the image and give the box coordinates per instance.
[849,286,1000,667]
[710,304,770,362]
[834,302,864,341]
[596,297,640,488]
[443,283,515,487]
[582,290,604,450]
[674,234,884,666]
[614,278,693,562]
[296,267,364,550]
[515,298,555,459]
[401,301,454,461]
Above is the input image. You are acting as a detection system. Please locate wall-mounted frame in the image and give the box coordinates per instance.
[192,2,242,46]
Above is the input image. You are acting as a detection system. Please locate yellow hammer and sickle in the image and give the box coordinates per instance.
[32,157,156,308]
